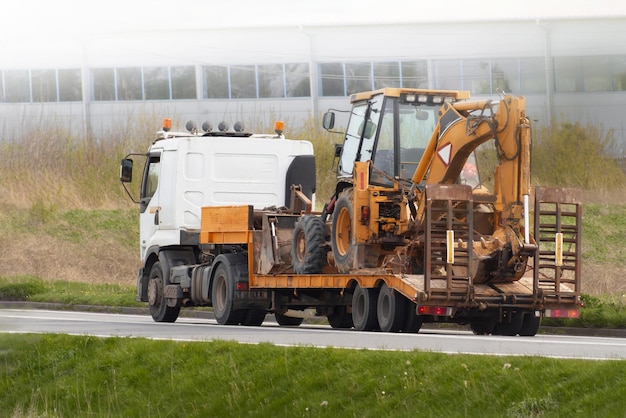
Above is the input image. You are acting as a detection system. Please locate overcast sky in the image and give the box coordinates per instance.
[3,0,625,42]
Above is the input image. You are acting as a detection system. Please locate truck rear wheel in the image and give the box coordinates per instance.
[242,309,266,326]
[291,215,327,274]
[331,189,354,273]
[352,285,379,331]
[147,261,180,323]
[212,264,243,325]
[377,283,406,332]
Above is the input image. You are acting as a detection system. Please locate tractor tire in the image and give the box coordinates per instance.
[291,215,327,274]
[331,189,354,273]
[147,261,180,323]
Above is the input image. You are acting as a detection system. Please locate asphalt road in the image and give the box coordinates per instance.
[1,308,625,360]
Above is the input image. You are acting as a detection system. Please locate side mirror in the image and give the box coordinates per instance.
[322,112,335,130]
[120,158,133,183]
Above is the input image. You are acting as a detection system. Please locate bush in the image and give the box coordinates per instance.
[532,120,625,189]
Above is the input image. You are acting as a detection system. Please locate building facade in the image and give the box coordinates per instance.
[2,13,626,152]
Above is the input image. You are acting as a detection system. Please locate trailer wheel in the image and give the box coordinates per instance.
[469,320,496,335]
[401,302,423,333]
[377,283,406,332]
[212,264,243,325]
[519,313,541,336]
[291,215,327,274]
[242,309,266,326]
[275,313,304,327]
[331,189,354,273]
[147,261,180,323]
[492,311,523,336]
[352,285,379,331]
[327,306,353,329]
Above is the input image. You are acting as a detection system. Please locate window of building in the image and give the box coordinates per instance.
[401,61,428,89]
[31,69,57,102]
[434,60,462,90]
[613,56,626,91]
[345,62,372,95]
[285,63,310,97]
[374,62,401,89]
[117,67,142,100]
[463,60,492,94]
[92,68,115,101]
[490,59,519,94]
[171,66,196,99]
[554,57,583,92]
[202,66,229,99]
[520,57,546,93]
[319,63,344,96]
[230,65,256,98]
[258,64,284,98]
[144,67,169,100]
[58,69,82,101]
[582,56,611,92]
[4,70,30,102]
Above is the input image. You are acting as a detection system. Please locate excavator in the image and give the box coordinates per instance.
[314,88,581,335]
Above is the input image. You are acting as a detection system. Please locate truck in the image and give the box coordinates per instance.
[120,88,582,336]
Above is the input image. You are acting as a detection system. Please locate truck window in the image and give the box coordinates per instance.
[142,156,160,201]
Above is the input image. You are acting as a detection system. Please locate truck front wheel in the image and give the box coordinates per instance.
[147,261,180,323]
[212,264,244,325]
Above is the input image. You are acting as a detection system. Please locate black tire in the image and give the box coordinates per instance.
[519,313,541,336]
[291,215,327,274]
[331,189,354,273]
[211,263,243,325]
[352,285,379,331]
[492,311,524,336]
[327,305,354,329]
[242,309,266,326]
[275,313,304,327]
[147,261,180,323]
[470,320,496,335]
[401,302,423,333]
[377,283,406,332]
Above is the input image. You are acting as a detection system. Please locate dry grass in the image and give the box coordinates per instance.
[0,115,623,296]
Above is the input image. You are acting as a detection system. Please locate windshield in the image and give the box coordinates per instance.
[338,95,383,177]
[371,99,439,185]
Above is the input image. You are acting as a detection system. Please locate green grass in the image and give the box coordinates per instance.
[0,276,139,307]
[1,334,625,417]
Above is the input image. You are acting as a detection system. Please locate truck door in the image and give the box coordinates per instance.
[139,152,161,261]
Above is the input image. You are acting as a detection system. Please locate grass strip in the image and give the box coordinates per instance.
[1,334,625,417]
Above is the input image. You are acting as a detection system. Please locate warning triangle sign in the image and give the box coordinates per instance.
[438,143,452,166]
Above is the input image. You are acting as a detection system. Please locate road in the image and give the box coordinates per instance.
[1,309,625,360]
